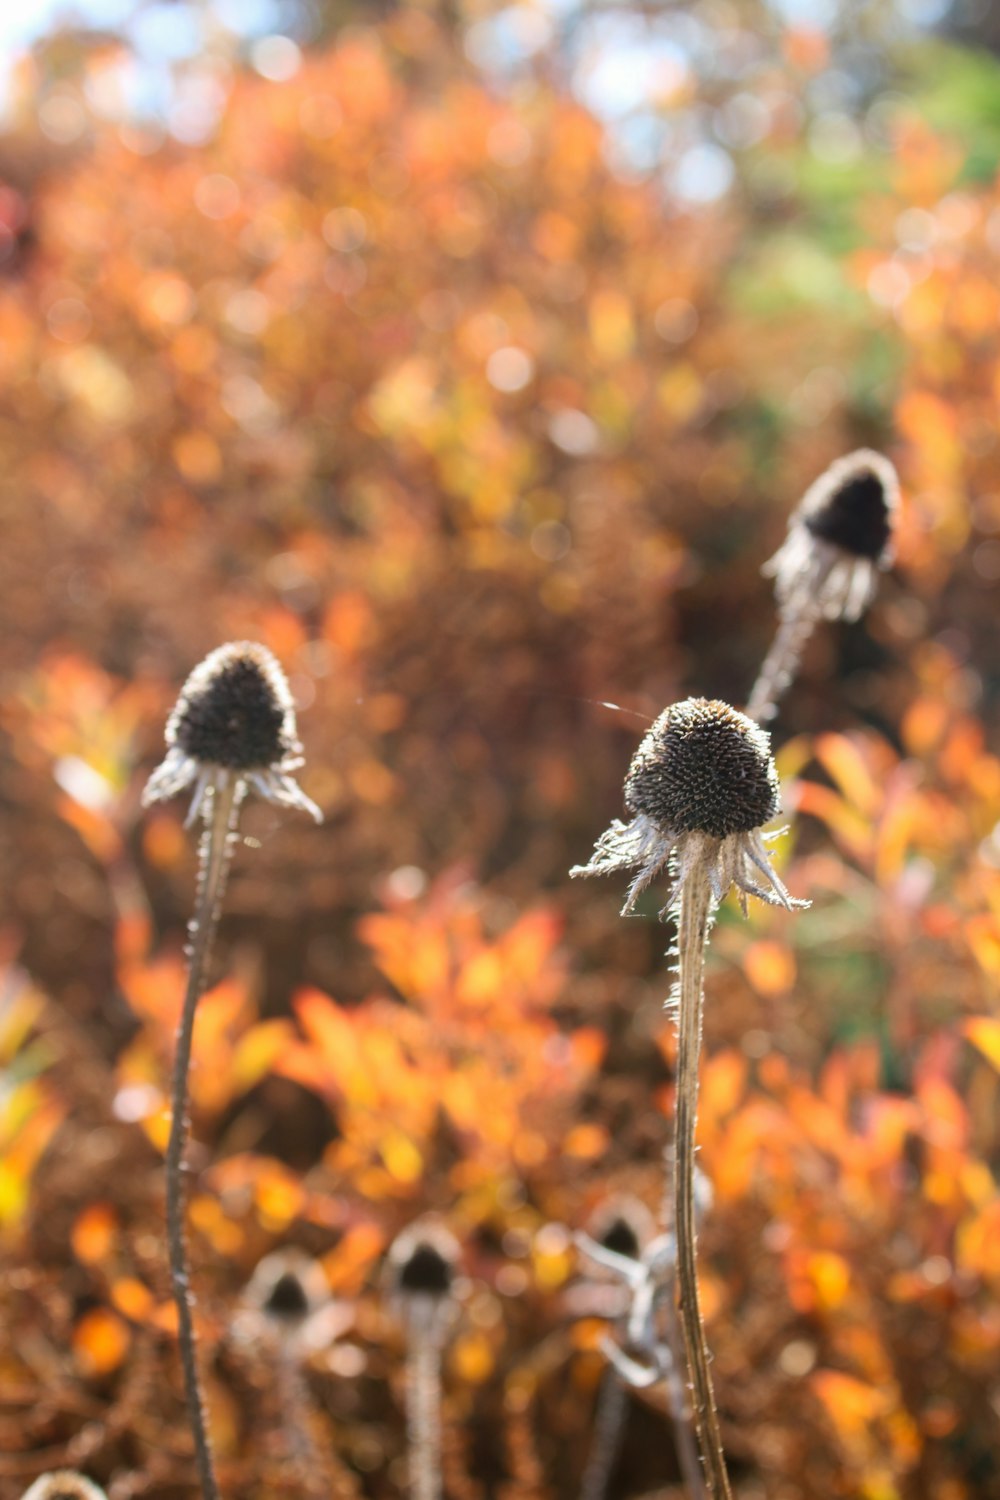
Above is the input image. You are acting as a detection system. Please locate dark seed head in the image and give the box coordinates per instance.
[800,449,898,562]
[263,1269,312,1320]
[625,698,780,840]
[586,1194,654,1260]
[20,1476,108,1500]
[166,641,298,771]
[396,1242,454,1296]
[245,1249,328,1326]
[602,1212,641,1260]
[600,1215,642,1259]
[388,1222,459,1301]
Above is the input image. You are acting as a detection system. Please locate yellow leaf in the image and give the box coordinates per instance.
[964,1017,1000,1071]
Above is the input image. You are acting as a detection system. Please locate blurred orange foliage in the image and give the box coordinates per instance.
[0,9,998,1499]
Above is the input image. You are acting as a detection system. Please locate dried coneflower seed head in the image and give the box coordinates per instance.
[586,1194,655,1261]
[244,1248,329,1326]
[625,698,779,840]
[397,1242,454,1297]
[20,1475,108,1500]
[265,1269,312,1318]
[143,640,321,825]
[801,449,897,562]
[388,1222,460,1302]
[168,641,298,771]
[572,696,802,912]
[600,1215,642,1259]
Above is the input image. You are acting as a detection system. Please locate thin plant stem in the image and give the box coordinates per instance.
[662,1286,707,1500]
[166,778,241,1500]
[657,1152,708,1500]
[579,1370,627,1500]
[406,1319,444,1500]
[745,603,819,724]
[274,1350,362,1500]
[673,865,732,1500]
[276,1353,325,1498]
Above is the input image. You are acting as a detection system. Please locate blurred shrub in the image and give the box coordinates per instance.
[0,12,999,1500]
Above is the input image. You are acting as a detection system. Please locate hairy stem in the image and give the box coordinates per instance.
[406,1319,444,1500]
[745,603,819,725]
[662,1282,707,1500]
[166,779,241,1500]
[674,869,731,1500]
[658,1150,708,1500]
[579,1370,628,1500]
[275,1348,362,1500]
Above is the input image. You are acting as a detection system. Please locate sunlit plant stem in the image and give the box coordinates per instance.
[406,1318,445,1500]
[571,698,806,1500]
[745,605,819,725]
[674,863,730,1500]
[166,780,242,1500]
[386,1222,459,1500]
[579,1374,627,1500]
[747,449,899,725]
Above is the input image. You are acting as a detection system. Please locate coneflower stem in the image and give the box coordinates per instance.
[658,1150,708,1500]
[745,604,819,725]
[274,1350,361,1500]
[579,1371,628,1500]
[166,778,241,1500]
[406,1320,444,1500]
[662,1288,707,1500]
[674,866,732,1500]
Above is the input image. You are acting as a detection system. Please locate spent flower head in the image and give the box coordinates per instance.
[237,1246,352,1356]
[571,697,805,916]
[586,1195,656,1263]
[387,1221,460,1302]
[244,1248,331,1328]
[764,449,899,623]
[142,641,321,827]
[20,1477,108,1500]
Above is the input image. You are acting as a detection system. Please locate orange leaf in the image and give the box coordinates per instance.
[71,1203,118,1266]
[964,1017,1000,1073]
[111,1277,155,1323]
[743,940,796,997]
[814,734,882,818]
[795,782,874,862]
[73,1308,130,1376]
[812,1370,889,1441]
[701,1049,748,1123]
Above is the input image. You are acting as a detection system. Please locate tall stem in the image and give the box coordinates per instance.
[662,1286,707,1500]
[406,1319,443,1500]
[166,779,241,1500]
[658,1150,708,1500]
[579,1371,627,1500]
[745,604,819,725]
[674,869,731,1500]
